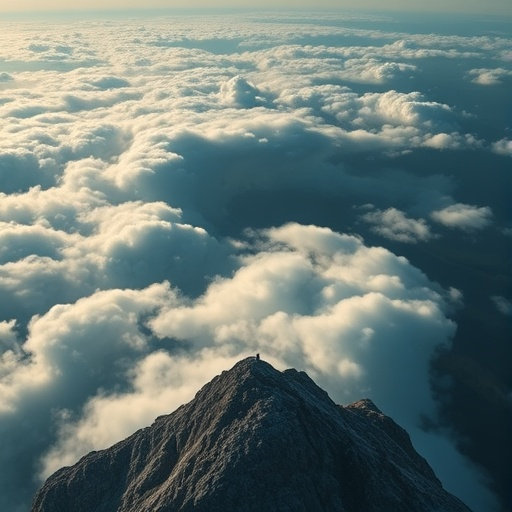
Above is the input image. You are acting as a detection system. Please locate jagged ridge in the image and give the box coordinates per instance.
[32,357,471,512]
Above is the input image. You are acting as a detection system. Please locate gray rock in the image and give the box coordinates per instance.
[32,357,471,511]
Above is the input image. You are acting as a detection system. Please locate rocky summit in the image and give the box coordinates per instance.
[32,357,470,511]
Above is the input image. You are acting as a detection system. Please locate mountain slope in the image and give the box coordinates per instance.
[32,357,470,512]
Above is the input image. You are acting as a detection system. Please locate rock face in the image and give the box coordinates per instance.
[32,357,470,512]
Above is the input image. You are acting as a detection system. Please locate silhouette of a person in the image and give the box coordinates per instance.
[256,353,260,361]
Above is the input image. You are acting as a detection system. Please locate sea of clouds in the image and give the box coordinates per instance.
[0,11,510,511]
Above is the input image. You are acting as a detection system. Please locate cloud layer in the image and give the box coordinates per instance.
[0,10,509,512]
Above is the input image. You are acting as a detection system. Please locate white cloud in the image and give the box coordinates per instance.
[0,221,74,264]
[77,200,233,293]
[422,132,470,150]
[277,85,472,153]
[219,75,271,108]
[354,90,453,128]
[468,68,512,85]
[40,350,241,478]
[1,283,173,408]
[492,138,512,157]
[148,223,456,428]
[361,207,434,243]
[431,203,493,231]
[0,198,232,327]
[278,85,453,130]
[0,283,174,510]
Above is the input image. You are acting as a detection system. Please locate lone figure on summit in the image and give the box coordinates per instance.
[255,353,260,361]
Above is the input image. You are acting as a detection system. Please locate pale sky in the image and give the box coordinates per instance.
[1,0,511,16]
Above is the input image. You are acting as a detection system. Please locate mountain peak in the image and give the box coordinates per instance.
[32,358,470,512]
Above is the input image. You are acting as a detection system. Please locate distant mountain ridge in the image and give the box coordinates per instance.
[32,357,471,511]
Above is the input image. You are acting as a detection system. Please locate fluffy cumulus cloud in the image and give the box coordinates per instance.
[0,284,174,510]
[149,224,456,417]
[492,138,512,157]
[353,90,452,128]
[219,75,271,108]
[361,206,434,243]
[468,67,512,85]
[0,10,506,512]
[276,85,469,152]
[431,203,493,231]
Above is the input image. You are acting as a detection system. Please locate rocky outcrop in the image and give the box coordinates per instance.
[32,357,470,511]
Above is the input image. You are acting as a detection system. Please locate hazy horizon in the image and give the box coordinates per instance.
[1,0,511,16]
